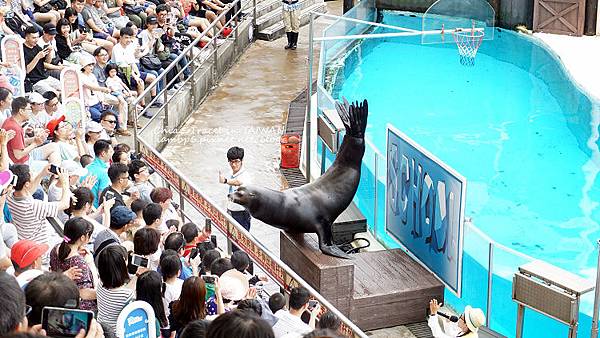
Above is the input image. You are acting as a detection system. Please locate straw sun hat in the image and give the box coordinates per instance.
[463,306,485,332]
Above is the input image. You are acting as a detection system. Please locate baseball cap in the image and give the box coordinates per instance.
[11,240,49,269]
[110,205,136,228]
[46,115,66,137]
[86,121,103,133]
[28,92,46,104]
[43,23,57,35]
[147,16,158,25]
[62,160,88,177]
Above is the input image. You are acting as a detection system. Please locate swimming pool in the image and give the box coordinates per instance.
[322,9,600,338]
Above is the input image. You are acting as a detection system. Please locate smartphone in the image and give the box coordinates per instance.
[44,44,50,51]
[201,274,218,284]
[104,190,115,201]
[204,219,211,233]
[49,164,59,175]
[131,253,149,268]
[308,300,318,310]
[41,307,94,338]
[9,174,17,186]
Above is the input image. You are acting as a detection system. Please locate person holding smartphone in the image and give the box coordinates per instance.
[271,287,320,337]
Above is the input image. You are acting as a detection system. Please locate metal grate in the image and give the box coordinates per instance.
[405,322,433,338]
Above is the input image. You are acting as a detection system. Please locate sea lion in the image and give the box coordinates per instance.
[230,99,368,259]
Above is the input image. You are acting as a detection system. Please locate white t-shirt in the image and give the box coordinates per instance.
[163,278,183,323]
[80,72,101,107]
[105,76,127,94]
[226,166,252,212]
[28,111,52,129]
[271,310,312,338]
[111,43,136,66]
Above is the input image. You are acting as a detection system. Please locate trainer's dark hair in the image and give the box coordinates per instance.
[317,311,341,331]
[180,320,209,338]
[226,146,244,162]
[236,299,262,317]
[10,164,30,191]
[210,258,233,277]
[289,287,310,311]
[143,202,162,225]
[136,271,168,328]
[94,139,112,157]
[206,310,274,338]
[202,250,221,274]
[0,271,26,335]
[164,232,185,252]
[268,293,286,314]
[108,163,129,184]
[97,245,129,289]
[25,272,79,325]
[128,159,147,181]
[231,251,250,272]
[58,217,93,261]
[11,97,28,116]
[133,227,161,256]
[181,222,198,243]
[159,251,181,280]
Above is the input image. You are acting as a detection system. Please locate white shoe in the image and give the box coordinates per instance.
[216,38,226,46]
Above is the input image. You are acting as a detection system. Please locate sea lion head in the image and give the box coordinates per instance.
[228,186,256,208]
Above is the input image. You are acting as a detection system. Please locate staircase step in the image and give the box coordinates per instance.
[243,0,281,18]
[256,0,320,31]
[257,2,326,40]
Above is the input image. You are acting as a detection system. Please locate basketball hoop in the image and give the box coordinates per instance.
[453,28,484,67]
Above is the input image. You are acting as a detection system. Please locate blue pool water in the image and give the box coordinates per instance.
[327,11,600,337]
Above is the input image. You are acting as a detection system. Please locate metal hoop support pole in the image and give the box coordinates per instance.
[305,12,314,182]
[486,242,494,327]
[590,239,600,338]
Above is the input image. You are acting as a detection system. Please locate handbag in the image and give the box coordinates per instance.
[140,55,162,71]
[154,38,170,61]
[123,4,144,14]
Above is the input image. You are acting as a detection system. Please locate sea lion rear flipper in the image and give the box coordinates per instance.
[321,244,352,259]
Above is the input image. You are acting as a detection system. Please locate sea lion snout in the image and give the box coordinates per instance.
[228,186,254,207]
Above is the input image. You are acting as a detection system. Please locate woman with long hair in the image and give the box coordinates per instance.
[49,217,96,311]
[169,276,224,337]
[97,245,134,335]
[55,17,90,64]
[137,271,167,337]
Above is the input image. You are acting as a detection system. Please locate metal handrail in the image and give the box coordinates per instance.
[132,0,245,116]
[135,136,368,338]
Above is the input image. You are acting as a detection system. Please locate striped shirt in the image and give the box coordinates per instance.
[7,194,60,245]
[97,284,135,335]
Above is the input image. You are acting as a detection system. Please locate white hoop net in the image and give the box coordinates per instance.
[452,29,484,66]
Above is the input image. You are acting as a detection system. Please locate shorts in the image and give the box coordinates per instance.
[93,27,114,39]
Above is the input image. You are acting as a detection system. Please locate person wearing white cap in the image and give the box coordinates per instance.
[85,121,104,156]
[27,92,53,130]
[428,299,486,338]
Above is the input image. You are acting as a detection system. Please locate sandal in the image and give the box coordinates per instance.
[115,129,132,136]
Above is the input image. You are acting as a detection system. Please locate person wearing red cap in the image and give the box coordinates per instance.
[10,239,48,288]
[46,116,88,162]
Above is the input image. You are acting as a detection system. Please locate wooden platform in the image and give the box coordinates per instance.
[280,232,445,331]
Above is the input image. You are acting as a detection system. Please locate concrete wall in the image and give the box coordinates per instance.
[139,20,254,151]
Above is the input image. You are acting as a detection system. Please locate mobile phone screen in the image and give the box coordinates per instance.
[42,307,93,338]
[49,164,59,175]
[131,254,149,268]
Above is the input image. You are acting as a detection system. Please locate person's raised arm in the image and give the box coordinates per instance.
[12,129,47,161]
[26,49,48,74]
[57,170,73,211]
[0,129,15,171]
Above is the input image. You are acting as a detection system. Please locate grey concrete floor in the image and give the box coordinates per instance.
[161,2,419,337]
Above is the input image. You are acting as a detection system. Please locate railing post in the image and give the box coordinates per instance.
[212,25,219,82]
[234,11,239,54]
[486,242,494,327]
[252,0,257,39]
[305,12,314,182]
[373,152,378,239]
[591,239,600,338]
[133,100,140,154]
[179,176,185,221]
[188,46,195,106]
[163,84,169,130]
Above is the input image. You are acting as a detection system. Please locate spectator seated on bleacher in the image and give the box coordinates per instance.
[22,26,62,95]
[272,287,320,338]
[7,164,71,248]
[46,115,88,162]
[26,93,52,130]
[42,91,62,119]
[70,0,116,54]
[55,18,91,65]
[10,239,47,288]
[38,23,68,80]
[83,139,113,206]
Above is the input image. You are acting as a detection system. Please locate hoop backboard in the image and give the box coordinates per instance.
[422,0,495,44]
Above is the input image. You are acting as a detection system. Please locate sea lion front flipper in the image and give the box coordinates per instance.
[321,244,352,259]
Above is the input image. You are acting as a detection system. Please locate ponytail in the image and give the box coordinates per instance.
[58,217,93,261]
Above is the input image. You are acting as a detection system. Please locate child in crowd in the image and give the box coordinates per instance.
[105,63,142,113]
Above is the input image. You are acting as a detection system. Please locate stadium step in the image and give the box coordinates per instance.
[256,1,327,40]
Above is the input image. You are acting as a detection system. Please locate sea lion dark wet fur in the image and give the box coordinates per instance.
[230,99,368,259]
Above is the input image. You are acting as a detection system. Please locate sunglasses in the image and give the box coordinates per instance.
[102,119,117,124]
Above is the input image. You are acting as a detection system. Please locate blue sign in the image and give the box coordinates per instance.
[386,126,466,296]
[116,301,156,338]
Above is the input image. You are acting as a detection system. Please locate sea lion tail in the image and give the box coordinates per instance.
[335,97,368,138]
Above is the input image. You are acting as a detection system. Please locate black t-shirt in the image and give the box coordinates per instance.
[23,44,48,83]
[100,186,127,210]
